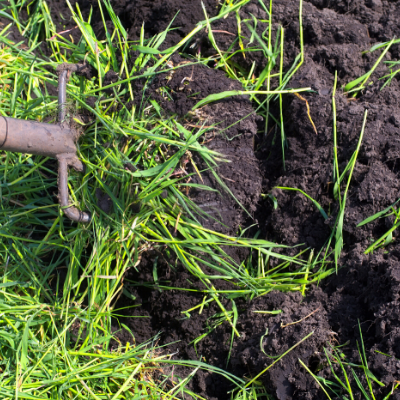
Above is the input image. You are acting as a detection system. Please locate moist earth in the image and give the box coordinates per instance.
[9,0,400,398]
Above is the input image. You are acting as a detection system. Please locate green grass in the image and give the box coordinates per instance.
[0,0,346,397]
[344,37,395,96]
[344,36,400,93]
[301,323,398,400]
[357,198,400,254]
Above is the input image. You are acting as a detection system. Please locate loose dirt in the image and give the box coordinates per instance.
[13,0,400,398]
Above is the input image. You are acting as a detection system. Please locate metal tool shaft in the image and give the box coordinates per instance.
[0,116,76,157]
[58,69,68,124]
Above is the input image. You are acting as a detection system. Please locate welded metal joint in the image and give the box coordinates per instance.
[0,62,91,223]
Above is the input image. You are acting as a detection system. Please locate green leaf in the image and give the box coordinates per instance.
[345,37,395,94]
[253,310,282,314]
[364,368,385,387]
[131,45,173,55]
[122,288,136,301]
[127,160,177,178]
[357,199,400,227]
[0,10,22,26]
[0,330,15,349]
[102,0,127,39]
[193,90,242,109]
[344,72,370,92]
[367,38,400,53]
[274,187,328,220]
[244,19,274,59]
[20,318,31,369]
[14,392,48,400]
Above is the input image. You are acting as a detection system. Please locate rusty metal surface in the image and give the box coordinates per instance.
[0,116,77,158]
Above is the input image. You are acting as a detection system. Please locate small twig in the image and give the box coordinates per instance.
[211,30,236,36]
[170,168,188,177]
[48,26,78,40]
[281,306,321,328]
[3,198,25,207]
[294,92,318,135]
[266,124,276,137]
[220,174,236,183]
[186,124,214,129]
[202,131,216,144]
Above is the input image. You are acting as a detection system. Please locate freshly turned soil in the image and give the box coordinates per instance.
[10,0,400,398]
[159,61,263,237]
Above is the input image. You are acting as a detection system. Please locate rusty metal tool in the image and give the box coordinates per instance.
[0,63,91,223]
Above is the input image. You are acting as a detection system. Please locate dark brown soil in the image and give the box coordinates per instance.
[8,0,400,398]
[161,61,263,238]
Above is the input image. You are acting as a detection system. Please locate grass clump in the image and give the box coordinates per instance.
[357,198,400,254]
[301,324,399,400]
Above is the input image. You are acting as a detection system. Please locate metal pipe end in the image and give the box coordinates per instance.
[56,63,81,74]
[63,206,91,223]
